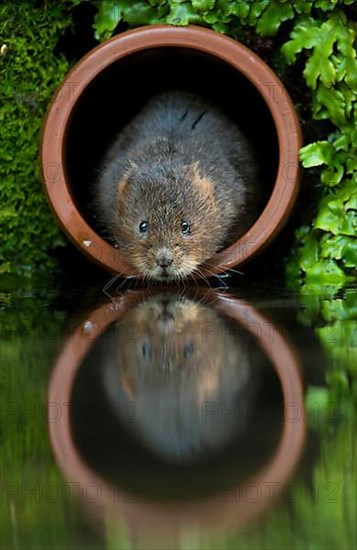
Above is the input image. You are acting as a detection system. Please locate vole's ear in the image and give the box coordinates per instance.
[121,368,136,397]
[117,173,129,205]
[192,162,214,198]
[117,161,138,204]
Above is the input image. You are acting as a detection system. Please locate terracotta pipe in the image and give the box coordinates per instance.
[48,288,305,537]
[41,25,302,278]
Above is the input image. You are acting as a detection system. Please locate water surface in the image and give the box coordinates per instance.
[1,279,355,549]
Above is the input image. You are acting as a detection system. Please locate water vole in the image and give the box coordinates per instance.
[102,294,258,462]
[95,91,259,281]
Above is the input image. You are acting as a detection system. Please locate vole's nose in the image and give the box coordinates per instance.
[156,249,173,268]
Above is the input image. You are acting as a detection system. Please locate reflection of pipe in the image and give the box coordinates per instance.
[41,25,302,278]
[48,288,305,540]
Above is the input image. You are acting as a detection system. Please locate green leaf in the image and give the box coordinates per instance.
[321,163,344,187]
[305,386,329,410]
[304,40,336,89]
[247,2,270,26]
[345,189,357,211]
[93,0,121,41]
[321,290,357,321]
[314,0,338,11]
[191,0,215,14]
[313,84,346,126]
[281,17,320,64]
[333,133,350,152]
[299,232,320,271]
[305,260,348,284]
[229,2,250,19]
[166,1,202,25]
[203,11,218,24]
[299,141,332,167]
[346,152,357,175]
[256,1,294,37]
[305,386,330,431]
[321,235,357,267]
[293,1,313,15]
[315,196,357,236]
[122,1,168,25]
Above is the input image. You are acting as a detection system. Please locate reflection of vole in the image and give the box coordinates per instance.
[96,91,258,281]
[103,295,259,461]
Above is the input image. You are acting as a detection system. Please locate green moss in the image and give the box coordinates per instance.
[0,289,104,549]
[2,0,355,281]
[0,2,72,276]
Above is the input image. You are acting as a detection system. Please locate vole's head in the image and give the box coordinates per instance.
[112,295,252,460]
[112,162,226,282]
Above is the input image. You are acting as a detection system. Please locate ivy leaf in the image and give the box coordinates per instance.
[166,1,202,25]
[122,1,168,25]
[246,1,270,26]
[93,0,121,41]
[321,290,357,321]
[321,235,357,267]
[281,17,320,64]
[304,35,336,89]
[333,133,349,151]
[229,2,250,19]
[335,19,355,57]
[293,1,313,15]
[340,239,356,268]
[305,386,329,430]
[203,11,218,24]
[315,196,357,236]
[339,178,357,202]
[346,155,357,176]
[299,232,319,272]
[313,84,346,126]
[314,0,338,11]
[256,1,294,37]
[191,0,215,14]
[344,55,357,90]
[345,189,357,211]
[321,163,344,186]
[305,260,348,284]
[299,141,332,167]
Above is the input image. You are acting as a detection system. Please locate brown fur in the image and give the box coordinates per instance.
[102,294,256,460]
[95,91,259,281]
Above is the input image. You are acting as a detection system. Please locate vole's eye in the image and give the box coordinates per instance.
[141,342,152,359]
[139,221,149,233]
[181,221,190,235]
[183,341,194,358]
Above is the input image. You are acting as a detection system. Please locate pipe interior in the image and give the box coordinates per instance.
[70,319,284,500]
[64,47,279,238]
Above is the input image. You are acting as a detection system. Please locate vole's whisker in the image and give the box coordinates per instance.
[197,265,230,290]
[194,267,211,288]
[225,267,245,276]
[204,261,245,278]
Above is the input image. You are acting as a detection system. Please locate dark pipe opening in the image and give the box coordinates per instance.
[70,319,284,502]
[64,47,279,238]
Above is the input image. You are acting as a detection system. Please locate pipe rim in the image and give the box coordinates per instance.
[41,25,302,277]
